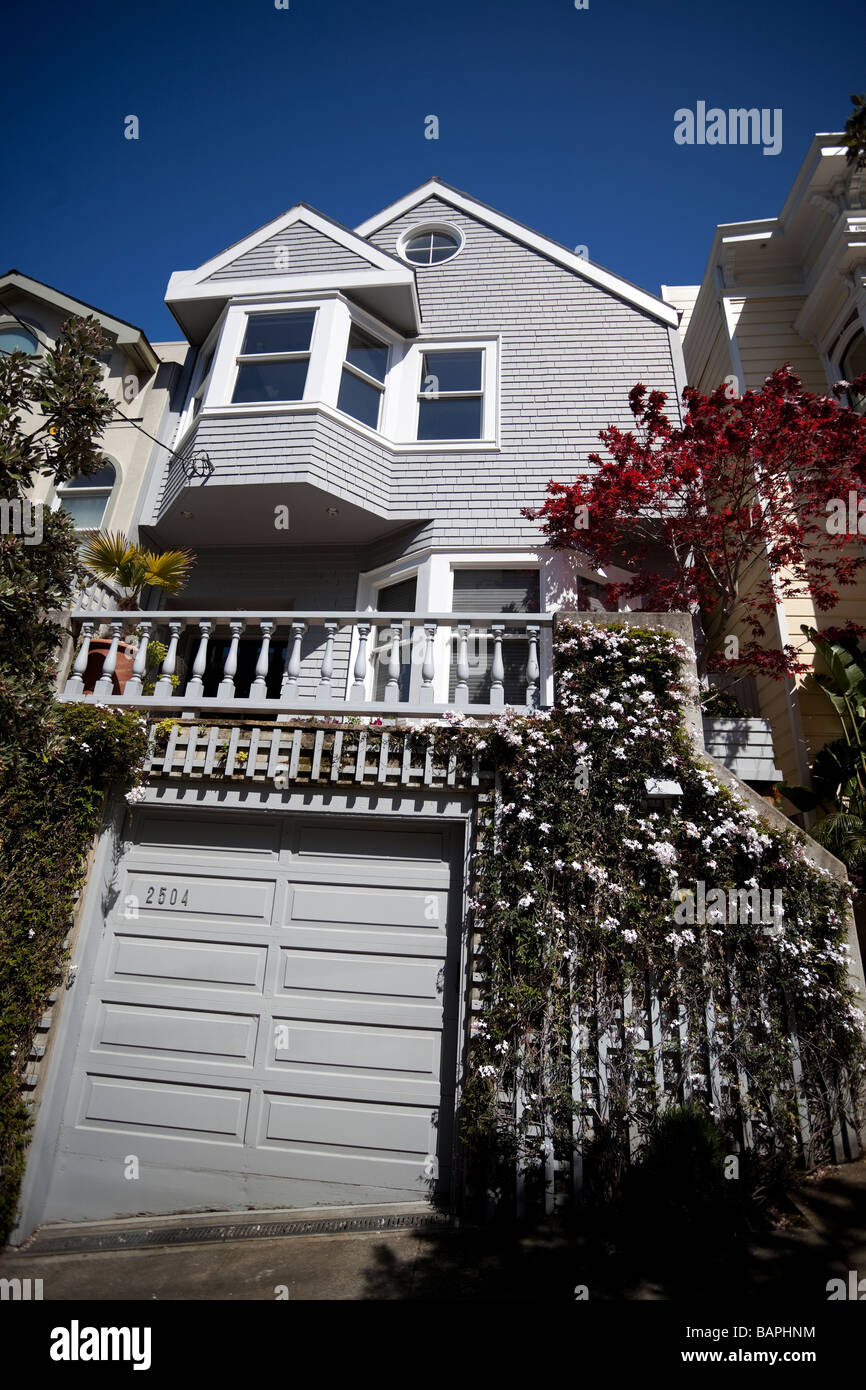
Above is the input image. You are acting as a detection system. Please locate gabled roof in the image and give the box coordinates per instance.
[356,178,679,327]
[165,205,421,343]
[0,269,160,372]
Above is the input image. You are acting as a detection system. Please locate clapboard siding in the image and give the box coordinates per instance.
[204,223,370,281]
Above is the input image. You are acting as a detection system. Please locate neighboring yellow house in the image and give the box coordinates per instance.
[663,133,866,786]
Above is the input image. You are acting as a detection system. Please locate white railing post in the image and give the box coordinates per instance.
[351,621,371,701]
[184,620,212,701]
[154,621,183,698]
[65,621,94,697]
[217,620,245,699]
[316,621,338,703]
[490,623,505,710]
[525,624,540,709]
[250,620,274,700]
[124,621,152,699]
[93,621,124,699]
[384,621,403,702]
[280,621,306,703]
[455,622,470,707]
[419,621,437,705]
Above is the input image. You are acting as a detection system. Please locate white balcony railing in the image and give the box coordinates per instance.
[59,610,552,716]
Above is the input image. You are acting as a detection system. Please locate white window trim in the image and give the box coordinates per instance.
[389,336,500,448]
[396,222,465,268]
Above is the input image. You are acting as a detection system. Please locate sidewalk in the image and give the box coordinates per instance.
[2,1161,864,1301]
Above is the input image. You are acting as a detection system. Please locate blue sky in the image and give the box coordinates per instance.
[2,0,860,340]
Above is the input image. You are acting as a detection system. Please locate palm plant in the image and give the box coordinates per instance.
[81,532,195,610]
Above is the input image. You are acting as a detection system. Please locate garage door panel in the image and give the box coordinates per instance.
[272,1017,439,1078]
[109,936,268,992]
[289,883,447,931]
[94,1003,259,1066]
[279,949,441,999]
[132,813,280,859]
[262,1093,435,1154]
[280,924,447,957]
[124,871,276,924]
[295,824,446,865]
[79,1075,248,1141]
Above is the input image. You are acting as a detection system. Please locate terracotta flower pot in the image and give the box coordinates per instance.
[82,638,137,695]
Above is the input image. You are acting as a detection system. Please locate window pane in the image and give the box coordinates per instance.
[240,311,315,356]
[421,349,482,393]
[452,569,540,613]
[337,369,381,429]
[376,577,417,613]
[345,325,388,382]
[430,245,457,262]
[431,233,456,248]
[842,331,866,412]
[59,493,109,529]
[232,359,309,403]
[405,234,434,264]
[0,326,38,354]
[418,396,483,440]
[64,463,116,489]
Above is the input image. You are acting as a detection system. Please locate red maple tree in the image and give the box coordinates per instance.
[525,366,866,677]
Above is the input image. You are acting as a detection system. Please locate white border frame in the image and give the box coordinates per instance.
[396,222,465,268]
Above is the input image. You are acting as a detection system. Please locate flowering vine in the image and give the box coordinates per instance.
[424,621,865,1197]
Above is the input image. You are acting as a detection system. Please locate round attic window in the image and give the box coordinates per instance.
[399,225,463,266]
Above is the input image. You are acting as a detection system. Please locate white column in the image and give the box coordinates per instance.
[65,621,94,697]
[490,623,505,710]
[316,621,338,703]
[217,620,245,700]
[455,622,470,707]
[124,621,152,699]
[350,622,371,701]
[250,621,274,700]
[154,621,183,698]
[280,621,306,703]
[384,621,402,702]
[525,624,540,708]
[93,621,124,699]
[184,620,212,701]
[419,621,437,705]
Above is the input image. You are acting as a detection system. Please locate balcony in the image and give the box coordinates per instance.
[59,609,552,717]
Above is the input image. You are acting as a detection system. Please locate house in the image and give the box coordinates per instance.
[663,134,866,787]
[14,178,848,1240]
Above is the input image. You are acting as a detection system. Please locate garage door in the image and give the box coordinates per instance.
[35,808,463,1226]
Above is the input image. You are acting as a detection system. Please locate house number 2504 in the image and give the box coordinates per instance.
[144,886,189,907]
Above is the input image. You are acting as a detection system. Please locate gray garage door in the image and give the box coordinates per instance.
[37,808,462,1226]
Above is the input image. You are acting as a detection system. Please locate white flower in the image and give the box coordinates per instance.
[517,809,533,822]
[622,928,638,943]
[125,786,147,804]
[518,893,535,908]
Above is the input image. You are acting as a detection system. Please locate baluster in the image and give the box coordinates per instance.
[65,621,94,697]
[217,620,245,699]
[525,623,540,709]
[455,621,470,708]
[384,621,403,702]
[124,621,152,698]
[315,620,339,704]
[490,623,505,710]
[419,621,437,705]
[250,620,274,700]
[280,621,306,703]
[184,620,212,701]
[93,620,124,699]
[351,622,371,701]
[154,621,183,698]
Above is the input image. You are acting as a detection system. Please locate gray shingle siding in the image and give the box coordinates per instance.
[154,196,679,562]
[204,223,369,282]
